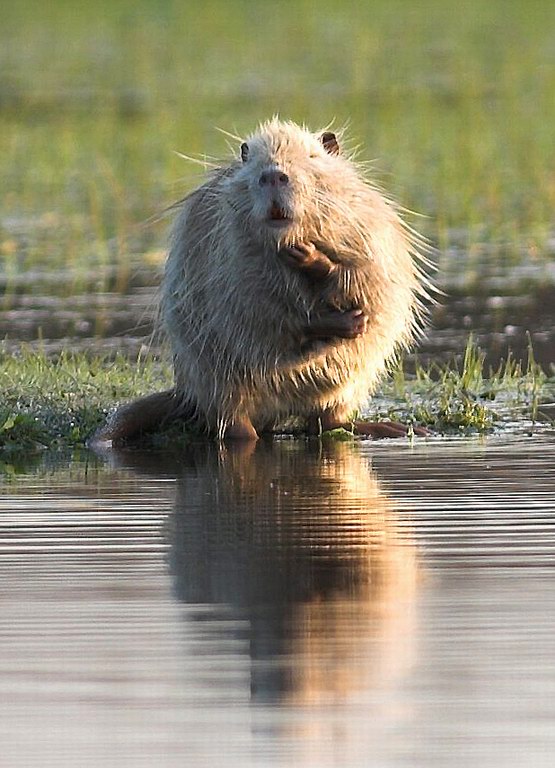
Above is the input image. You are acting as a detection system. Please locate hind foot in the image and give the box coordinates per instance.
[225,417,259,441]
[353,420,429,438]
[307,409,428,438]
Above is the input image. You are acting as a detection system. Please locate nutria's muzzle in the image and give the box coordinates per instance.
[259,169,289,188]
[269,202,289,220]
[266,201,292,229]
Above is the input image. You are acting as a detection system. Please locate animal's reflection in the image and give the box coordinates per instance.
[108,439,418,705]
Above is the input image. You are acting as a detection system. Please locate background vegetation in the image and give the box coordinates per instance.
[2,0,555,282]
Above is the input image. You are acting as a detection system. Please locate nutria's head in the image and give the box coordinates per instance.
[222,118,344,244]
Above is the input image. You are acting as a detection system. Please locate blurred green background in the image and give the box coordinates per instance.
[1,0,554,279]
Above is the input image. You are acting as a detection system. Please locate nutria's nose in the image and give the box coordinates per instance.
[259,169,289,187]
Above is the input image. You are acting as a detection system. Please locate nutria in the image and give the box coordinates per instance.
[95,118,431,443]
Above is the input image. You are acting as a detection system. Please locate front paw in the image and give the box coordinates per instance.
[279,242,316,266]
[278,242,335,278]
[327,309,368,339]
[305,308,368,340]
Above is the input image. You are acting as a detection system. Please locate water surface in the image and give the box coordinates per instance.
[2,229,555,370]
[1,436,555,766]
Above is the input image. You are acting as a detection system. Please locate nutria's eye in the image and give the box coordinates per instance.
[240,142,249,162]
[320,131,340,156]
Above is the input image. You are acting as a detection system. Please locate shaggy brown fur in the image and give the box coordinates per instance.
[95,118,431,443]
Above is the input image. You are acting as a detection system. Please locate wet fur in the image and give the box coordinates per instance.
[162,118,431,439]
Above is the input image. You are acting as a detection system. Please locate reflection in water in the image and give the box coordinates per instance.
[116,440,418,708]
[175,441,417,706]
[4,437,555,766]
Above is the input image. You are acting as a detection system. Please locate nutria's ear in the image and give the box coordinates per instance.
[320,131,340,155]
[240,142,249,162]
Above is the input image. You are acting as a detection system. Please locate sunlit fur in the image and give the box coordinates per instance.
[163,118,432,438]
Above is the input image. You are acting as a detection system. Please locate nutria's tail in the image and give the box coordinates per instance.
[90,389,193,447]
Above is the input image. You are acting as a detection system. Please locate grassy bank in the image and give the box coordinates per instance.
[0,340,552,456]
[1,2,554,459]
[1,0,555,289]
[0,349,173,453]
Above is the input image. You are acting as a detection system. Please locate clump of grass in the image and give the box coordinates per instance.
[320,427,356,442]
[0,410,50,453]
[0,347,174,453]
[370,335,549,434]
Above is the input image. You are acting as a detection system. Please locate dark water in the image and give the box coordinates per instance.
[2,436,555,767]
[2,247,555,368]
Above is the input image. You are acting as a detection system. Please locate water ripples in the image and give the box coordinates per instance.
[1,436,555,766]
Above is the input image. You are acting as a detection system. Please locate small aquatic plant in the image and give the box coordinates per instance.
[369,335,549,434]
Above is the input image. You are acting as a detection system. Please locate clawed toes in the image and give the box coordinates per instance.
[280,243,313,264]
